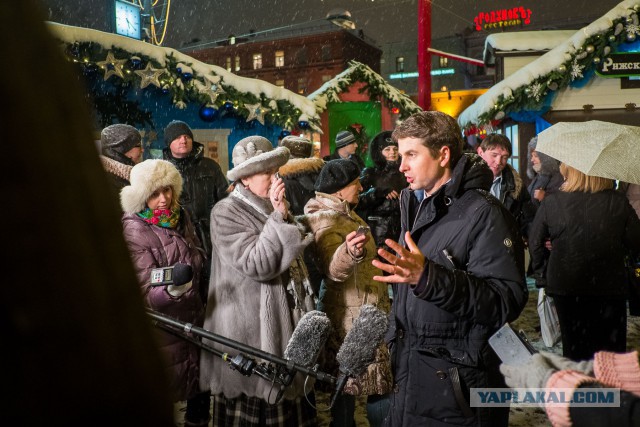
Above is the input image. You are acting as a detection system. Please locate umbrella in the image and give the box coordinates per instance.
[536,120,640,185]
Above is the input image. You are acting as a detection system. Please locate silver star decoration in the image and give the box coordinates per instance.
[570,58,585,80]
[97,51,126,81]
[135,62,164,89]
[626,23,640,37]
[204,75,225,104]
[245,103,270,125]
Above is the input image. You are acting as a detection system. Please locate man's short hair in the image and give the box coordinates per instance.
[392,111,464,167]
[479,133,512,157]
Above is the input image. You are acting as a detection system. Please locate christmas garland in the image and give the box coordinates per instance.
[461,2,640,132]
[309,60,422,119]
[58,36,319,131]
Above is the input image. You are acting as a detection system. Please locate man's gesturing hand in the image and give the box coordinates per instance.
[372,232,425,285]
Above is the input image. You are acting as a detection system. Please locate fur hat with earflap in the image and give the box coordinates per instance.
[120,159,183,214]
[369,130,397,168]
[227,136,290,182]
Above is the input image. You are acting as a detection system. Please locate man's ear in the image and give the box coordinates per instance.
[476,146,483,155]
[439,146,451,167]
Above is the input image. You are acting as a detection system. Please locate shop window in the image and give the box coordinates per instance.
[439,56,449,68]
[297,77,307,94]
[235,56,241,71]
[225,57,231,72]
[275,50,285,67]
[252,53,262,70]
[396,56,405,72]
[275,79,285,87]
[502,125,520,173]
[321,45,332,61]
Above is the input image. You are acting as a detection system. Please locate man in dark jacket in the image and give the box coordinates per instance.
[323,129,366,171]
[477,134,535,238]
[162,120,229,301]
[372,111,528,426]
[99,123,143,199]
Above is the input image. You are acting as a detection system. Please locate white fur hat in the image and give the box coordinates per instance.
[227,136,290,181]
[120,159,183,214]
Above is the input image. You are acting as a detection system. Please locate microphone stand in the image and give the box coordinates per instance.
[146,310,337,388]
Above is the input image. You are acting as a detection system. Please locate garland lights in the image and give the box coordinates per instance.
[462,3,640,133]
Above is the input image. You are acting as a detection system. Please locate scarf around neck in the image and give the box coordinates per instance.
[137,207,180,228]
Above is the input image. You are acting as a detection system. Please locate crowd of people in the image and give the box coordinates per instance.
[11,5,640,424]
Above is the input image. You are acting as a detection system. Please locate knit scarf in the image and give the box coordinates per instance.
[137,207,180,229]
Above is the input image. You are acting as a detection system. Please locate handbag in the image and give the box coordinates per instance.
[537,288,561,348]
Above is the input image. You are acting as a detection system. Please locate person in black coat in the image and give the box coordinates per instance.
[99,123,143,197]
[278,135,324,216]
[162,120,229,302]
[372,111,528,426]
[529,162,640,361]
[526,136,563,209]
[323,130,366,171]
[357,131,408,251]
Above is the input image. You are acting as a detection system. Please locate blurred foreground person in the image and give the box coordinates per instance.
[529,163,640,360]
[121,160,210,426]
[373,111,528,426]
[200,136,317,426]
[500,350,640,426]
[3,1,173,425]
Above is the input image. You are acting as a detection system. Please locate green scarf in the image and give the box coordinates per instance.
[137,207,180,229]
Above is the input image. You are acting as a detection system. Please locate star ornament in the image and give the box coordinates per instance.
[204,74,225,103]
[135,62,164,89]
[245,103,271,125]
[97,51,126,81]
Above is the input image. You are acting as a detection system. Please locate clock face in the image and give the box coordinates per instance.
[114,1,141,40]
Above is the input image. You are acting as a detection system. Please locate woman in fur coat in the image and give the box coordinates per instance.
[200,136,317,427]
[301,159,393,427]
[120,159,210,426]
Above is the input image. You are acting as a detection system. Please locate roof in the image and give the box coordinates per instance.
[459,0,640,130]
[308,60,422,119]
[483,30,577,64]
[47,22,320,131]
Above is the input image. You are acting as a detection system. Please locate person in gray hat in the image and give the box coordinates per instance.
[200,135,317,427]
[323,130,365,171]
[162,120,229,303]
[99,123,143,196]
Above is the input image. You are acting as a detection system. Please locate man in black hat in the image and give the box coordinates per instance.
[323,130,365,171]
[162,120,229,303]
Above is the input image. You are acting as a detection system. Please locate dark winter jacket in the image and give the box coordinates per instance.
[163,141,229,258]
[529,190,640,296]
[121,208,205,402]
[323,150,366,171]
[385,154,528,427]
[357,135,408,248]
[496,164,536,238]
[526,139,563,210]
[279,157,324,216]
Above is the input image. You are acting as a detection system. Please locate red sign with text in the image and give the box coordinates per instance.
[474,7,532,31]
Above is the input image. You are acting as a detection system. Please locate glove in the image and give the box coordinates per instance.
[541,351,594,375]
[499,353,557,390]
[167,280,192,297]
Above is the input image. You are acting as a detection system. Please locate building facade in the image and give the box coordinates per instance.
[184,25,382,96]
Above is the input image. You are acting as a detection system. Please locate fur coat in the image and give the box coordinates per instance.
[300,193,392,396]
[200,184,315,402]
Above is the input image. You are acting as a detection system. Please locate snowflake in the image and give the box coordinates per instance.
[570,58,585,80]
[626,23,640,37]
[530,82,544,102]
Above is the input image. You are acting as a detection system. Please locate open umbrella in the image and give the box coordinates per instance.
[536,120,640,185]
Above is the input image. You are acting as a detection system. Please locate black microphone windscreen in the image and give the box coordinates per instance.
[172,263,193,286]
[284,310,332,368]
[336,304,388,376]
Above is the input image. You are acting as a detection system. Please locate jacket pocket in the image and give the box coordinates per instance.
[407,350,477,424]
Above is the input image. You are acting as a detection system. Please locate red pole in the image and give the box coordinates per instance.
[418,0,432,110]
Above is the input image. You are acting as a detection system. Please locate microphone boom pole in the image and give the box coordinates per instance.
[146,309,336,385]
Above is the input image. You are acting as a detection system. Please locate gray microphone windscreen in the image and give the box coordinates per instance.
[284,310,332,367]
[336,304,388,376]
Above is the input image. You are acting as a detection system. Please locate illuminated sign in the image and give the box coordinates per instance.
[596,53,640,77]
[389,68,455,80]
[474,7,532,31]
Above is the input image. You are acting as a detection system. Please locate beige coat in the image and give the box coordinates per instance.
[300,193,392,395]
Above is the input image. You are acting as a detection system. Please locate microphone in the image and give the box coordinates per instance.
[284,310,332,368]
[150,263,193,287]
[330,304,388,407]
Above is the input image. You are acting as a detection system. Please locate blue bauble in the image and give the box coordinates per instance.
[182,72,193,81]
[199,105,218,122]
[279,130,291,139]
[298,120,310,129]
[224,101,235,111]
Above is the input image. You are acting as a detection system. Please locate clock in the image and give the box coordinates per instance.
[114,0,142,40]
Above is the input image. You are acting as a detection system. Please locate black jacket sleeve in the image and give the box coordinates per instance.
[528,200,550,288]
[570,387,640,427]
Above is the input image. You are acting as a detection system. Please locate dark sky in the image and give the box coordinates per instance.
[40,0,621,49]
